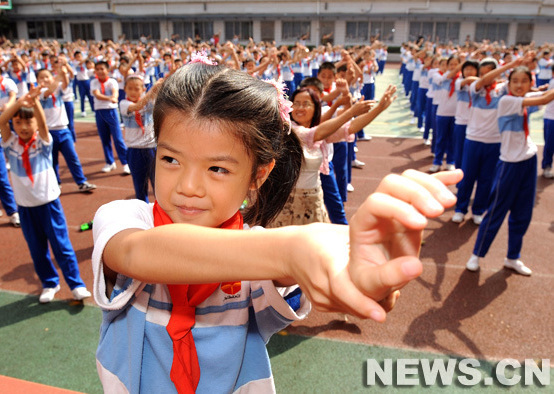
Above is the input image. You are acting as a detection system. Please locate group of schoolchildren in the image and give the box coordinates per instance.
[399,39,554,276]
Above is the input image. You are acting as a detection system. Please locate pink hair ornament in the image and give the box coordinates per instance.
[264,78,293,134]
[188,50,217,66]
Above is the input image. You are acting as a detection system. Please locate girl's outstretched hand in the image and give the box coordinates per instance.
[282,170,462,323]
[348,169,463,321]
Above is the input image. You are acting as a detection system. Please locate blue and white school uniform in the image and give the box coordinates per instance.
[8,69,29,98]
[61,68,76,141]
[120,99,156,202]
[431,72,458,166]
[455,81,507,216]
[404,54,415,97]
[40,86,88,186]
[361,61,377,101]
[291,61,303,89]
[1,131,86,290]
[410,59,422,113]
[92,199,310,394]
[279,61,295,95]
[0,77,18,217]
[428,69,441,151]
[542,79,554,171]
[473,95,539,260]
[453,78,472,169]
[416,67,430,129]
[73,61,95,113]
[91,77,128,167]
[536,57,553,88]
[377,48,387,74]
[423,68,438,141]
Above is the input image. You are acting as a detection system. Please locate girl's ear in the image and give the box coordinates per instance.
[250,159,276,191]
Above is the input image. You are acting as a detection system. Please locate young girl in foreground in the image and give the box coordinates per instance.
[92,60,462,393]
[466,66,554,275]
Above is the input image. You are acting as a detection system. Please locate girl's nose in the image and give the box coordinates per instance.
[177,169,205,197]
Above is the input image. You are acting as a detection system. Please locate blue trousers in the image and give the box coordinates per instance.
[473,155,537,260]
[430,104,438,153]
[361,83,375,101]
[127,147,156,202]
[423,96,434,140]
[0,146,17,216]
[332,142,348,203]
[453,123,467,169]
[19,199,85,289]
[63,101,76,141]
[293,73,303,90]
[542,118,554,169]
[320,162,348,225]
[50,128,87,185]
[416,88,428,129]
[378,60,386,74]
[404,70,414,96]
[536,78,551,89]
[95,108,128,166]
[76,79,95,113]
[347,140,355,183]
[399,63,405,76]
[410,81,419,113]
[455,139,500,216]
[433,115,455,166]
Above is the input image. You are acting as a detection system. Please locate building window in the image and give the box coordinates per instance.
[346,22,368,42]
[370,21,395,42]
[173,21,213,41]
[515,23,533,45]
[282,21,310,41]
[474,23,509,42]
[261,21,275,42]
[409,21,459,43]
[27,21,63,39]
[70,23,95,41]
[101,22,114,41]
[320,21,335,45]
[121,21,160,41]
[225,21,253,41]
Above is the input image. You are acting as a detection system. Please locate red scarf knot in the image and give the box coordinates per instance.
[97,77,108,95]
[153,201,243,393]
[0,76,5,94]
[18,133,37,184]
[449,71,461,98]
[484,81,497,105]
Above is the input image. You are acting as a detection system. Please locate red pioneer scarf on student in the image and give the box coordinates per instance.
[97,77,108,95]
[0,76,5,94]
[449,71,461,98]
[19,133,37,184]
[128,99,145,134]
[153,201,243,393]
[484,81,497,105]
[508,92,529,138]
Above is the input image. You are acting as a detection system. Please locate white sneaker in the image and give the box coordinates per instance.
[353,146,359,153]
[445,164,456,171]
[429,164,440,173]
[101,162,116,173]
[543,167,553,179]
[5,162,10,171]
[122,164,131,175]
[81,111,87,117]
[352,159,366,168]
[466,255,480,272]
[39,285,60,303]
[9,212,20,227]
[424,139,431,146]
[71,286,92,300]
[410,117,417,125]
[347,183,354,192]
[451,212,465,223]
[419,126,425,133]
[358,136,372,141]
[472,214,484,225]
[504,258,532,276]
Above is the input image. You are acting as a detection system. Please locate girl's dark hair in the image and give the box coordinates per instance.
[508,66,532,83]
[14,106,35,119]
[95,60,110,69]
[36,68,51,79]
[153,63,303,227]
[447,54,460,65]
[290,87,321,128]
[299,77,323,94]
[479,58,498,72]
[461,60,479,77]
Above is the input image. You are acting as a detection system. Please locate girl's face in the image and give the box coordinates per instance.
[155,111,263,228]
[291,91,316,128]
[37,70,54,87]
[509,71,532,97]
[13,115,38,142]
[462,66,478,78]
[124,79,145,102]
[447,58,460,72]
[439,60,447,73]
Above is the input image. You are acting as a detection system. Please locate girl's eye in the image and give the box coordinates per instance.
[209,166,229,174]
[161,156,178,165]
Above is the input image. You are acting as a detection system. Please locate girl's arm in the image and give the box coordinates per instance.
[100,169,462,321]
[522,89,554,107]
[0,87,44,141]
[348,85,397,133]
[0,91,16,112]
[126,79,163,112]
[32,92,49,142]
[320,93,351,123]
[460,76,479,87]
[475,54,530,90]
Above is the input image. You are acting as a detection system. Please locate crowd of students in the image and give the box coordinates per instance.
[1,34,553,392]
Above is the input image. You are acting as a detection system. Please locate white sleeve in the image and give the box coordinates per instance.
[498,95,524,117]
[92,199,154,310]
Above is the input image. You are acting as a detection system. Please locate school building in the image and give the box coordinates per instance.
[4,0,554,47]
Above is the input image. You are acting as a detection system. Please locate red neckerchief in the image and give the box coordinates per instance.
[438,71,445,76]
[128,99,145,134]
[484,81,497,105]
[15,71,22,82]
[97,77,108,95]
[18,133,37,184]
[0,76,5,93]
[449,71,461,97]
[508,92,529,138]
[153,201,243,393]
[277,64,281,78]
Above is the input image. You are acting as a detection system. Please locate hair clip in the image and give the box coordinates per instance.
[264,78,293,134]
[188,50,217,66]
[125,73,144,82]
